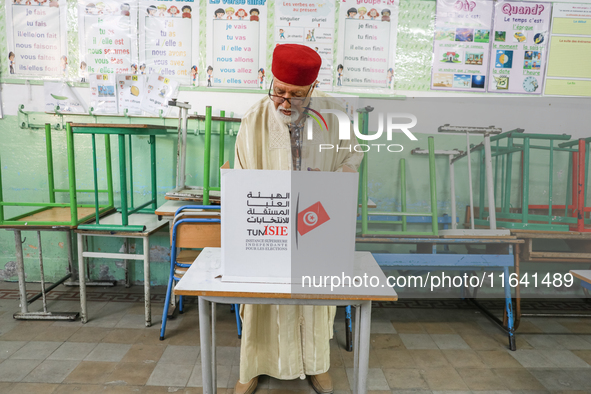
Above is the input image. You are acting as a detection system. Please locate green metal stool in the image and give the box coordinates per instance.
[68,122,175,232]
[165,105,241,205]
[473,130,574,231]
[357,107,439,237]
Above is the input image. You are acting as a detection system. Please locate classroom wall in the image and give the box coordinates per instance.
[0,101,587,294]
[0,0,589,293]
[0,112,237,285]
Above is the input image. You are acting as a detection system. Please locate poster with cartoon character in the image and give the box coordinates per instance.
[274,0,335,88]
[431,0,493,92]
[488,1,551,94]
[140,73,179,115]
[337,0,398,89]
[205,0,267,88]
[5,0,68,78]
[77,0,138,79]
[117,74,145,114]
[139,0,199,86]
[89,73,118,114]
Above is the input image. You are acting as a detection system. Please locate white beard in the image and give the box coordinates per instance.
[274,105,300,125]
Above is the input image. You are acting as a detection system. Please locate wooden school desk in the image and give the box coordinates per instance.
[357,236,523,350]
[571,270,591,294]
[76,213,168,326]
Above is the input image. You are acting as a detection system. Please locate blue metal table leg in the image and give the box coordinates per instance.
[234,304,242,339]
[345,305,353,352]
[504,266,516,351]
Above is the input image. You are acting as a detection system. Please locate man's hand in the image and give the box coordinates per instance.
[307,167,320,171]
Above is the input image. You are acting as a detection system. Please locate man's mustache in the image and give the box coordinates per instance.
[278,106,300,117]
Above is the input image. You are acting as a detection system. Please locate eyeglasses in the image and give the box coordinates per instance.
[268,79,313,106]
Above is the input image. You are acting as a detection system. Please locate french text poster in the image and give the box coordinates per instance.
[337,0,399,89]
[274,0,335,88]
[117,74,146,115]
[89,73,118,114]
[5,0,68,78]
[545,3,591,97]
[77,0,138,79]
[206,0,267,88]
[139,0,199,86]
[431,0,494,92]
[488,1,551,94]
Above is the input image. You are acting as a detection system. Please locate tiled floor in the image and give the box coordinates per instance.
[0,282,591,393]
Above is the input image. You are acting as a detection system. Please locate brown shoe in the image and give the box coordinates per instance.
[310,372,333,394]
[235,376,258,394]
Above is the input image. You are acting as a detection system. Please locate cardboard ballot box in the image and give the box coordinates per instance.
[221,168,359,284]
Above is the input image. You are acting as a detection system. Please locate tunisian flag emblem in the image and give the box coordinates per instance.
[297,202,330,236]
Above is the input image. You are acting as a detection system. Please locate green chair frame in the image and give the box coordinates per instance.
[559,137,591,232]
[165,106,241,205]
[357,107,439,237]
[68,122,174,232]
[473,130,575,232]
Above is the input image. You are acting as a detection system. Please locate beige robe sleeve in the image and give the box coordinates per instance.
[233,111,259,170]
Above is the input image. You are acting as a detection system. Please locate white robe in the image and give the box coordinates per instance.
[234,91,363,383]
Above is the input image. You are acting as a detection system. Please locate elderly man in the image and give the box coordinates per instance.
[233,44,363,394]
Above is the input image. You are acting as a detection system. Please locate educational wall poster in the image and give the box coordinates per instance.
[44,82,87,113]
[89,73,117,114]
[545,3,591,97]
[431,0,494,92]
[205,0,267,88]
[337,0,399,89]
[77,0,139,80]
[117,74,146,115]
[139,0,200,86]
[488,1,551,94]
[5,0,68,78]
[140,73,179,115]
[274,0,335,88]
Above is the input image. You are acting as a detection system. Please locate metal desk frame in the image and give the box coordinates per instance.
[559,137,591,232]
[6,227,78,321]
[0,124,112,227]
[358,108,439,237]
[357,236,523,350]
[437,125,509,236]
[473,130,574,231]
[174,249,396,394]
[76,213,169,326]
[68,123,174,232]
[0,122,116,309]
[513,231,591,320]
[199,297,371,394]
[165,105,241,205]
